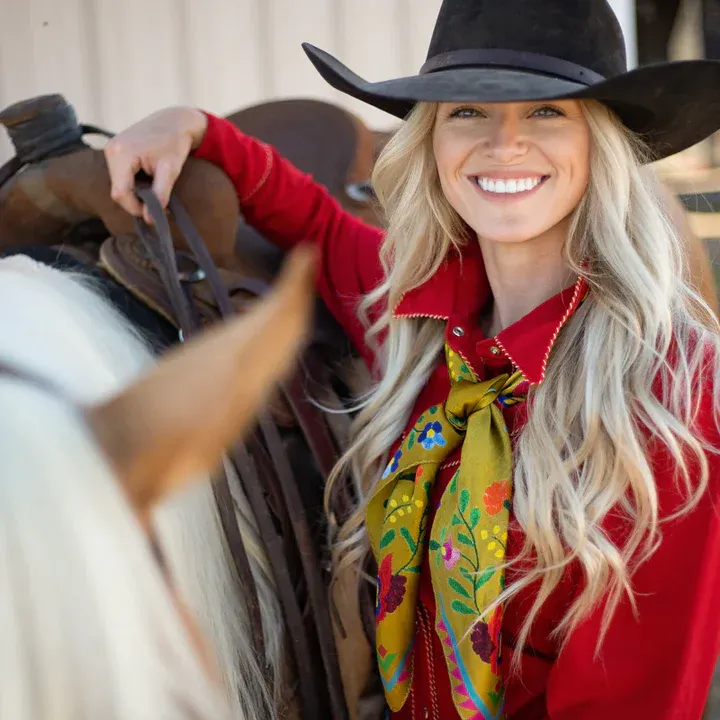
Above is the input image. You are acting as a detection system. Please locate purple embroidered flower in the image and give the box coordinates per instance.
[471,605,503,674]
[471,622,494,662]
[376,554,407,623]
[382,449,403,479]
[441,538,461,569]
[417,421,446,450]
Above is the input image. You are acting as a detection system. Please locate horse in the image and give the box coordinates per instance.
[0,243,316,720]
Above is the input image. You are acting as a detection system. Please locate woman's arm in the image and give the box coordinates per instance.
[106,108,385,362]
[191,112,385,361]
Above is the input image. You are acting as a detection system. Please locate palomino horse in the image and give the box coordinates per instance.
[0,93,382,720]
[0,244,315,720]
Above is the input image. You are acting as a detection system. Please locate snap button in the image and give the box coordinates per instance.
[490,345,501,355]
[452,326,465,337]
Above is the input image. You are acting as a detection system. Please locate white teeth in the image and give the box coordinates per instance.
[475,176,543,194]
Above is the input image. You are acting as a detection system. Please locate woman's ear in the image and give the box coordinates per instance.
[86,244,316,519]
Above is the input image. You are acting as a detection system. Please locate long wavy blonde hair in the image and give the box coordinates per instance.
[325,99,720,660]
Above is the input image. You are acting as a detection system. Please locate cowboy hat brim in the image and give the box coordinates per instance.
[302,42,720,161]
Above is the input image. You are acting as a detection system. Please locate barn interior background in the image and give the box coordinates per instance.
[0,0,718,715]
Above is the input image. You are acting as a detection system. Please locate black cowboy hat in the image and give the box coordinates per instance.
[302,0,720,160]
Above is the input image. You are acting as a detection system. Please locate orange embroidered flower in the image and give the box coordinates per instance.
[483,480,511,516]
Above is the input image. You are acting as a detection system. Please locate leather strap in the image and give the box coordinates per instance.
[132,185,270,674]
[134,183,350,719]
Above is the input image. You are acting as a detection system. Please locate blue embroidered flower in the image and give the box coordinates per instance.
[417,421,446,450]
[382,449,403,478]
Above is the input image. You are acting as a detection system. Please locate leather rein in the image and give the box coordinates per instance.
[132,184,349,720]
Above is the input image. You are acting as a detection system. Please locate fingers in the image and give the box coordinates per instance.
[105,141,145,218]
[150,157,183,212]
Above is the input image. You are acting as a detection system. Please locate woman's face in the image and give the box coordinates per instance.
[432,100,591,245]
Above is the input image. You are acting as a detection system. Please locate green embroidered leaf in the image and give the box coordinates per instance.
[451,515,463,527]
[449,472,458,493]
[460,363,470,374]
[379,529,396,549]
[488,691,501,706]
[459,488,470,514]
[407,431,415,450]
[405,565,421,573]
[457,532,474,547]
[439,526,447,543]
[429,539,441,551]
[476,567,495,588]
[400,526,417,553]
[469,507,481,529]
[435,552,442,569]
[448,578,472,599]
[429,406,438,415]
[423,481,432,494]
[503,499,512,512]
[417,414,425,424]
[459,566,474,582]
[451,600,476,615]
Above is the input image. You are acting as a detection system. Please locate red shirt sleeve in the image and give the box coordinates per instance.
[192,111,385,365]
[543,386,720,719]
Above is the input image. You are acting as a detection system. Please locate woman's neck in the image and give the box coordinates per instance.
[478,227,575,337]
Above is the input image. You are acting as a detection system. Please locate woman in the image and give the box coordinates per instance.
[105,0,720,717]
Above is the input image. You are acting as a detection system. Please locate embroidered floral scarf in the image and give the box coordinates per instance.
[366,344,529,720]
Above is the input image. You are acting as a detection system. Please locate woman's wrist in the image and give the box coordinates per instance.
[187,108,210,151]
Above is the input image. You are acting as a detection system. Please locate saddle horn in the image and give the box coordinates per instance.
[0,93,113,167]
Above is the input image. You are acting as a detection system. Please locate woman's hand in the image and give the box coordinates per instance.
[104,106,208,224]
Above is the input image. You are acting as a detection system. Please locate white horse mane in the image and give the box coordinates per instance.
[0,256,282,720]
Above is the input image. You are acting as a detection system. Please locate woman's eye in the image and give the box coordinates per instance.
[531,105,565,118]
[448,106,484,119]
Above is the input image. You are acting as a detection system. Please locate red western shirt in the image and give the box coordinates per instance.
[194,112,720,719]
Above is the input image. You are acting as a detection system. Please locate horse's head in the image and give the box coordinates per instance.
[0,245,315,720]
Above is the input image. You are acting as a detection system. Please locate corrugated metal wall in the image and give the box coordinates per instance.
[0,0,637,162]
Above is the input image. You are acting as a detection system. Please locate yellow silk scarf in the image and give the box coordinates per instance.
[366,345,528,719]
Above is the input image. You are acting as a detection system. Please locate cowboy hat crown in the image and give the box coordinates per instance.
[302,0,720,160]
[423,0,626,80]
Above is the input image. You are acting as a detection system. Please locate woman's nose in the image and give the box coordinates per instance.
[486,114,527,162]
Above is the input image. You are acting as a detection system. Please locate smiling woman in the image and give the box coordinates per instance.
[433,101,590,244]
[103,1,720,719]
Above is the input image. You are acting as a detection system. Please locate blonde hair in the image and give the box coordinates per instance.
[325,100,720,661]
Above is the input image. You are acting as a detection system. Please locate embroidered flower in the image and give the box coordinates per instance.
[417,421,446,450]
[376,554,407,623]
[483,480,511,515]
[470,605,503,674]
[382,449,403,479]
[441,538,461,569]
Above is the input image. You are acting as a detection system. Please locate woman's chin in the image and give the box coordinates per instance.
[471,223,555,246]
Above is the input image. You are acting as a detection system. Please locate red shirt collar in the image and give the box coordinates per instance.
[392,240,588,384]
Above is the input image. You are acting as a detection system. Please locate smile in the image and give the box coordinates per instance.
[470,175,549,197]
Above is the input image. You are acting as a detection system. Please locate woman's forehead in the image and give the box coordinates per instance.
[437,98,584,110]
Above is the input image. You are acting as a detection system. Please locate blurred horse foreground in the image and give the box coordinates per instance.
[0,92,386,720]
[0,244,315,720]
